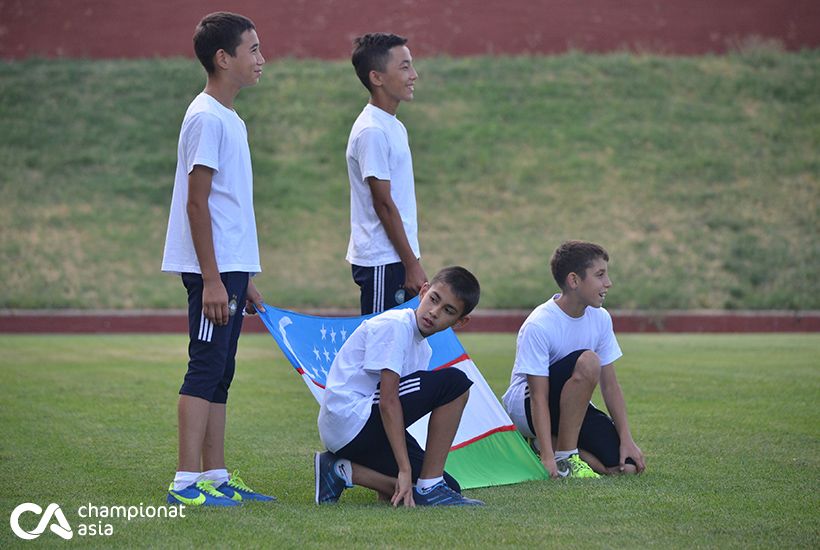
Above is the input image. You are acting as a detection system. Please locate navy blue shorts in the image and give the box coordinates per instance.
[351,262,409,315]
[179,272,249,404]
[335,368,473,492]
[524,350,635,468]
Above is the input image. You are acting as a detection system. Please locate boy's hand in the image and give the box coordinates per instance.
[403,260,428,296]
[245,278,265,314]
[542,457,560,479]
[202,278,229,326]
[620,439,646,473]
[391,470,415,508]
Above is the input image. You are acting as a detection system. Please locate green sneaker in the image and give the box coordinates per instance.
[556,454,601,479]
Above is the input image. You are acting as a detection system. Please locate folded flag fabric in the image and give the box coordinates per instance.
[257,298,547,489]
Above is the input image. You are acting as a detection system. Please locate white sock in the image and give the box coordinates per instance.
[201,468,230,485]
[334,458,354,487]
[554,449,578,461]
[173,471,201,491]
[416,476,444,493]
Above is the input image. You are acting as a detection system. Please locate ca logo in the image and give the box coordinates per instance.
[10,503,73,540]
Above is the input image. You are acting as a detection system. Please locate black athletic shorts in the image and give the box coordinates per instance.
[351,262,410,315]
[179,272,249,404]
[524,350,636,468]
[335,368,473,492]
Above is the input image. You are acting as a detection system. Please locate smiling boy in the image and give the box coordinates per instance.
[314,266,484,506]
[162,12,273,506]
[345,33,426,314]
[502,241,646,478]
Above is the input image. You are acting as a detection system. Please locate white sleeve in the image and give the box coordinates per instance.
[514,323,552,377]
[596,312,623,366]
[362,319,408,376]
[183,112,222,174]
[353,127,391,182]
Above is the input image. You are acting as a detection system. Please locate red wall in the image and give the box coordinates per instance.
[2,0,819,60]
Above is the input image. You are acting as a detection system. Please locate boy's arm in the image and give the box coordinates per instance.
[599,364,646,472]
[367,177,427,295]
[527,374,560,478]
[378,369,416,507]
[187,164,229,326]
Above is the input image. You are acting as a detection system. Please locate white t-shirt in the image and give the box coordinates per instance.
[161,92,261,275]
[318,308,431,452]
[345,103,420,267]
[501,294,622,435]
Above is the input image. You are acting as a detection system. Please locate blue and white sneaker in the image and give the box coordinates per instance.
[216,470,276,502]
[314,451,347,504]
[413,481,484,506]
[166,479,241,507]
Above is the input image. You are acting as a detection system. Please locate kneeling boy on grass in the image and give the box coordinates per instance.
[502,241,646,478]
[314,266,483,506]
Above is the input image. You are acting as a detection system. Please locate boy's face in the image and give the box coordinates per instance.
[570,257,612,308]
[415,282,469,337]
[373,45,418,103]
[223,29,265,88]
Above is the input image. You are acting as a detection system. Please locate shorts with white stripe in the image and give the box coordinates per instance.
[180,272,249,404]
[351,262,408,315]
[334,368,473,491]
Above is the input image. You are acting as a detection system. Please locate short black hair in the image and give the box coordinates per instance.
[550,240,610,291]
[351,33,408,92]
[193,12,256,74]
[430,266,481,316]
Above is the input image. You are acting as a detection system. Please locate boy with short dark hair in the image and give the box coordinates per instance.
[315,266,484,506]
[502,241,646,478]
[346,33,427,315]
[162,11,273,506]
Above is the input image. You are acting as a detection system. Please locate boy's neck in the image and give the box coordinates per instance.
[369,94,399,116]
[554,291,586,318]
[204,77,239,110]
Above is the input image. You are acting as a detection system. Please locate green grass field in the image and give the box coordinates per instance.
[1,333,818,548]
[1,46,818,310]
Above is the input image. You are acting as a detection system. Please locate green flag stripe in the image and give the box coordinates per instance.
[444,429,548,489]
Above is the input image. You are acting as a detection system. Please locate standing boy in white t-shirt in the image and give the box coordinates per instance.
[502,241,646,478]
[314,267,484,507]
[161,12,273,506]
[345,33,427,315]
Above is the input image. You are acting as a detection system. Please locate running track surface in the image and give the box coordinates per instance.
[1,310,818,334]
[2,0,819,59]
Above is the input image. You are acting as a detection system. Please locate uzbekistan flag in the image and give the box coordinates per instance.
[257,298,547,489]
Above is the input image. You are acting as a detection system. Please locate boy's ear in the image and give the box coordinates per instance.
[214,49,230,71]
[566,272,580,290]
[452,315,470,330]
[368,69,383,89]
[418,281,431,298]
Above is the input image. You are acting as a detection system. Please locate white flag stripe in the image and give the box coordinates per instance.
[406,358,514,449]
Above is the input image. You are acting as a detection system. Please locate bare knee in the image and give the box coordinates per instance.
[573,351,601,384]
